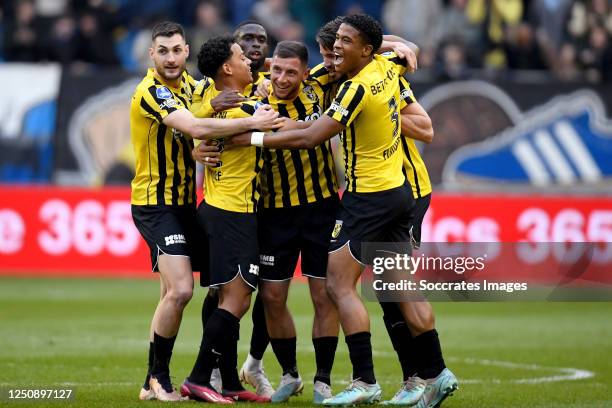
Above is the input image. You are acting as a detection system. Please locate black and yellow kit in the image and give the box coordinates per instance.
[398,76,432,248]
[191,84,261,289]
[244,71,270,98]
[129,69,203,271]
[258,81,339,280]
[325,53,415,263]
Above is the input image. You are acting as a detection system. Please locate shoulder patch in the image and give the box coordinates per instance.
[156,87,172,99]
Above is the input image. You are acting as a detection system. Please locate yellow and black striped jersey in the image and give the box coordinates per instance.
[260,82,338,208]
[244,71,270,98]
[398,77,432,198]
[130,69,197,206]
[190,77,218,119]
[202,100,263,213]
[325,53,407,193]
[307,63,345,111]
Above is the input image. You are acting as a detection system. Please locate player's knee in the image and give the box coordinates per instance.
[261,286,286,311]
[325,278,346,302]
[167,286,193,308]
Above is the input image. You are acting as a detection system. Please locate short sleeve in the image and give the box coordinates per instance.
[190,78,215,118]
[324,80,367,127]
[138,85,179,123]
[380,51,407,76]
[398,76,416,110]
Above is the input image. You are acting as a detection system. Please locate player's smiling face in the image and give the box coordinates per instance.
[270,56,308,100]
[235,24,268,72]
[226,43,252,89]
[333,23,372,77]
[150,33,189,84]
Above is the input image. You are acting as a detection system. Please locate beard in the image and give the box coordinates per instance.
[156,62,185,82]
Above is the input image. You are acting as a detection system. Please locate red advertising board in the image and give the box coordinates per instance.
[0,186,611,277]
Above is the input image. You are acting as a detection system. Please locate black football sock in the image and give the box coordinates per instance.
[270,337,298,377]
[151,333,176,377]
[345,332,376,384]
[313,336,338,385]
[413,329,446,379]
[380,302,417,379]
[143,341,154,389]
[249,293,269,360]
[219,313,244,391]
[202,290,219,331]
[189,308,234,385]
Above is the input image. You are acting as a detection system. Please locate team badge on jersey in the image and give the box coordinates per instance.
[156,86,172,99]
[302,85,318,102]
[331,220,343,239]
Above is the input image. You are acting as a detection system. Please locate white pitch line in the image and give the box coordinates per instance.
[0,358,594,388]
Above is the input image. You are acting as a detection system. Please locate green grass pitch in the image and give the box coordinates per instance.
[1,277,611,407]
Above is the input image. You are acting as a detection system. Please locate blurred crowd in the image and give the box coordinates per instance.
[1,0,611,82]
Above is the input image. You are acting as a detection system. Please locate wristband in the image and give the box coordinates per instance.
[250,131,265,147]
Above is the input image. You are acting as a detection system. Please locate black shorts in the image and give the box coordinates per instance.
[258,196,339,281]
[329,182,415,265]
[197,201,259,290]
[131,204,205,272]
[409,194,431,249]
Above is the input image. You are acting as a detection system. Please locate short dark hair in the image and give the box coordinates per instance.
[233,20,265,37]
[197,36,235,79]
[342,14,383,52]
[316,17,344,51]
[151,21,185,42]
[273,41,308,65]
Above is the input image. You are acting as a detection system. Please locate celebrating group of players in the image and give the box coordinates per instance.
[129,13,458,407]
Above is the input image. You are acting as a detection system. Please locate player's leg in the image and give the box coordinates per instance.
[139,279,167,400]
[200,289,222,392]
[308,277,339,404]
[182,202,267,403]
[239,292,274,397]
[260,279,304,402]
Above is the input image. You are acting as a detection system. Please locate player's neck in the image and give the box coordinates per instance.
[346,57,373,79]
[215,76,247,94]
[153,69,181,89]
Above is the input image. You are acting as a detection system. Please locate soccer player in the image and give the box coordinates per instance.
[131,22,280,402]
[193,21,275,399]
[252,41,340,404]
[179,36,270,403]
[314,18,458,407]
[231,15,414,405]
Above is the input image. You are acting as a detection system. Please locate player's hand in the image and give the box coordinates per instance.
[252,104,283,131]
[393,43,418,73]
[255,79,271,98]
[277,117,301,131]
[192,140,222,167]
[210,90,246,112]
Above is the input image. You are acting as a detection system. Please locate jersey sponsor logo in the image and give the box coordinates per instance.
[159,98,177,110]
[329,101,349,117]
[164,233,186,246]
[400,87,413,101]
[331,220,343,239]
[380,51,394,57]
[156,86,172,99]
[254,101,264,110]
[248,264,260,275]
[260,254,275,266]
[443,90,612,187]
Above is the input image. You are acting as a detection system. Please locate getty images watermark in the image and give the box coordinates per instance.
[360,242,612,302]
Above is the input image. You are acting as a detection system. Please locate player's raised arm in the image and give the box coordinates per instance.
[162,104,282,139]
[400,102,433,144]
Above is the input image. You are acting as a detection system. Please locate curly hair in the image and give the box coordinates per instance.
[197,36,235,79]
[316,16,344,51]
[342,14,383,53]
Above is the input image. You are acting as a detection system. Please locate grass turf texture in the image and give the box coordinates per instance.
[1,277,611,407]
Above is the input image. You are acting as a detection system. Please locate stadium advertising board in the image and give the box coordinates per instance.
[0,186,610,281]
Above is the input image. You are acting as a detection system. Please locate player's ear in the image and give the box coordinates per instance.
[302,67,310,81]
[184,43,190,59]
[222,62,232,76]
[362,44,374,57]
[149,46,154,60]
